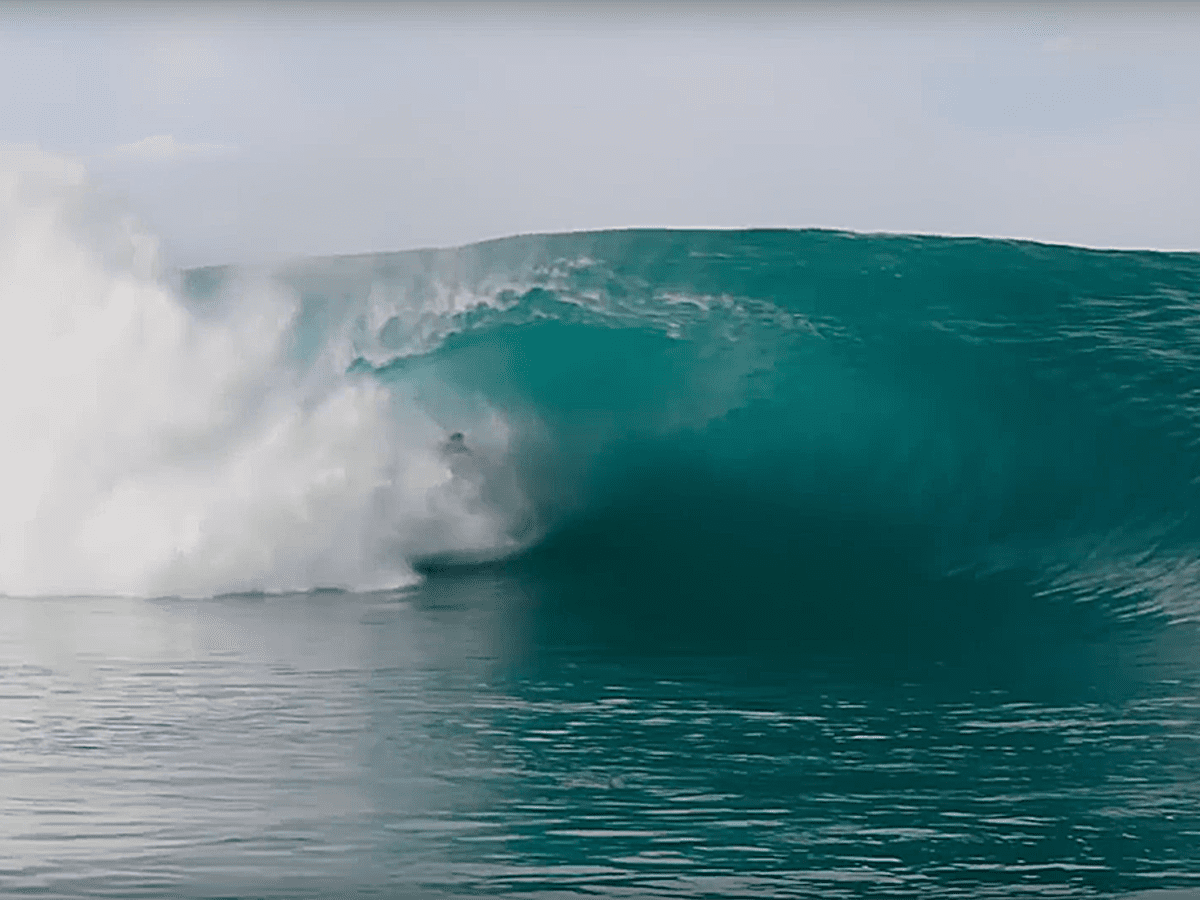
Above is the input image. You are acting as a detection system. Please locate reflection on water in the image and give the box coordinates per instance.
[1,573,1199,898]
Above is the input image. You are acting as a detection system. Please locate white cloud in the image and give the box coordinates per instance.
[109,134,236,163]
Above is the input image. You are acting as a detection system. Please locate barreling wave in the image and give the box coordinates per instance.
[4,148,1200,624]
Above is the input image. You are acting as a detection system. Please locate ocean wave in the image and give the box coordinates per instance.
[5,147,1200,622]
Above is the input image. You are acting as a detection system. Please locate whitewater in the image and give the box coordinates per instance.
[0,148,525,597]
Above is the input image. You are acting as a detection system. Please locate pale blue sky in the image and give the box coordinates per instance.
[3,3,1198,266]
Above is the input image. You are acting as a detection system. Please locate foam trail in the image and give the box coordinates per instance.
[0,148,514,597]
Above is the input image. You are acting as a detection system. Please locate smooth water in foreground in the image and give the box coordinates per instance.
[2,574,1198,899]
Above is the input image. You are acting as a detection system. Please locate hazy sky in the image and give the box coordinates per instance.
[2,2,1198,266]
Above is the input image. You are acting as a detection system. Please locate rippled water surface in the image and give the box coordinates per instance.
[2,574,1199,899]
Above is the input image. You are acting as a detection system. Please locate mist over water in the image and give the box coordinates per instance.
[2,149,1200,898]
[0,149,519,598]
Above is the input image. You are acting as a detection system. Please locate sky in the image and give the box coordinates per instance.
[2,2,1198,267]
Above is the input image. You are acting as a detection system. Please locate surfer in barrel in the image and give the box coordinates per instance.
[439,430,477,485]
[441,431,471,456]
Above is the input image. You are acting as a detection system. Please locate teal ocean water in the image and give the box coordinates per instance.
[3,224,1200,897]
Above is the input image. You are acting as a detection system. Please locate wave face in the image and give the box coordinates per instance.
[4,150,1200,616]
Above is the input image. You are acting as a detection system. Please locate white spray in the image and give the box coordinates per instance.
[0,148,516,597]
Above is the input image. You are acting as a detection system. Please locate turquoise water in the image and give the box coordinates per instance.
[4,228,1200,896]
[1,580,1198,898]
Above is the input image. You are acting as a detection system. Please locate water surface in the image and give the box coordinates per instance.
[2,575,1198,898]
